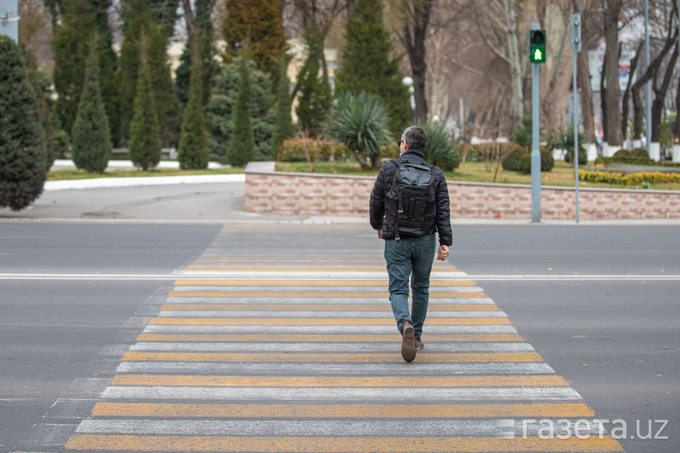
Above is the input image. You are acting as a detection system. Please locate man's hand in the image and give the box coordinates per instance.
[437,245,449,261]
[377,229,383,239]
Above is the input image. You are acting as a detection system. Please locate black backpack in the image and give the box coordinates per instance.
[384,156,437,241]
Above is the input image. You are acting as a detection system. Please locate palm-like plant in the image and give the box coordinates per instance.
[417,121,461,171]
[549,123,587,165]
[327,90,391,170]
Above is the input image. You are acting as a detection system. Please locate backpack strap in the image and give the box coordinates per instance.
[390,157,404,242]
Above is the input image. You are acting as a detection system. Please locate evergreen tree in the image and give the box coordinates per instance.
[52,0,118,142]
[206,55,275,163]
[51,0,96,136]
[295,23,331,138]
[150,0,180,38]
[118,0,154,145]
[128,35,162,171]
[175,0,216,107]
[272,51,294,156]
[72,38,112,173]
[335,0,411,135]
[23,48,56,171]
[226,52,256,167]
[222,0,284,74]
[178,48,210,169]
[0,36,47,211]
[147,22,181,147]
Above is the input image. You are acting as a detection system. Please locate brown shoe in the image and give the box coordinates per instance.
[415,335,424,351]
[401,320,417,362]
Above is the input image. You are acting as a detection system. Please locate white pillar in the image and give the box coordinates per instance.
[602,142,610,157]
[606,144,621,157]
[584,143,598,162]
[649,142,661,161]
[672,145,680,163]
[633,139,642,149]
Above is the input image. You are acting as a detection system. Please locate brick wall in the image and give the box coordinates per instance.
[245,170,680,220]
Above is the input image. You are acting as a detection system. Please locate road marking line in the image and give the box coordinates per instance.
[120,351,542,363]
[110,375,568,387]
[116,362,557,375]
[100,386,580,401]
[166,291,486,298]
[142,325,519,334]
[90,402,595,418]
[157,311,507,319]
[184,268,463,273]
[65,434,624,451]
[159,303,499,311]
[173,279,477,286]
[128,341,535,353]
[148,317,511,326]
[135,333,524,342]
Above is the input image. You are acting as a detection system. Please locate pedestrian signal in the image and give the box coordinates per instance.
[530,30,546,64]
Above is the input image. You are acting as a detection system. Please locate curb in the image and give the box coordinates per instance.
[44,174,246,191]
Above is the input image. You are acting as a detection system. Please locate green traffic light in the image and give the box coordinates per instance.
[530,29,546,64]
[533,48,543,62]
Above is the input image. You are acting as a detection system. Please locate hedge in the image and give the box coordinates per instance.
[579,170,680,186]
[277,138,350,162]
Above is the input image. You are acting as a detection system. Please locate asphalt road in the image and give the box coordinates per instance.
[0,184,678,452]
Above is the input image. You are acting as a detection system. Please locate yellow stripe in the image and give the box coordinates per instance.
[111,375,568,387]
[148,317,510,326]
[121,352,542,363]
[184,268,462,273]
[65,434,624,452]
[173,280,476,287]
[167,291,485,298]
[160,304,500,312]
[91,402,595,418]
[136,333,524,343]
[189,262,454,268]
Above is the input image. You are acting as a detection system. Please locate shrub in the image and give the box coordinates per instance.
[327,90,391,170]
[579,170,680,186]
[277,139,349,163]
[630,148,650,159]
[0,35,47,211]
[502,146,527,172]
[417,122,461,171]
[462,144,485,162]
[613,149,631,159]
[518,147,555,174]
[549,124,587,165]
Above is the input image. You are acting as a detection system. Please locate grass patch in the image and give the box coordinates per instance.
[276,160,680,190]
[48,167,245,181]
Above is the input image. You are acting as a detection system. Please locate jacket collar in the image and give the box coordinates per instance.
[401,149,426,159]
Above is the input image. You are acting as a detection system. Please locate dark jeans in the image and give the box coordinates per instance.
[384,234,436,337]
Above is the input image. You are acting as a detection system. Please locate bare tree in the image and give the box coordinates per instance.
[472,0,524,128]
[393,0,435,120]
[603,0,623,146]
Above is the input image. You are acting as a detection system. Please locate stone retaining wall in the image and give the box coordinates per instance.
[244,169,680,220]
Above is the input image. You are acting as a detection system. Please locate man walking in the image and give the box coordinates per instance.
[369,126,452,362]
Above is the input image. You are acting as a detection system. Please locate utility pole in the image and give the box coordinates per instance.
[572,12,582,224]
[0,0,20,44]
[644,0,653,158]
[530,22,545,223]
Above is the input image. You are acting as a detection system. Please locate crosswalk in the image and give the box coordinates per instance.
[63,224,623,452]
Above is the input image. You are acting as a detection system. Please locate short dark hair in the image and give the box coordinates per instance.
[401,126,428,151]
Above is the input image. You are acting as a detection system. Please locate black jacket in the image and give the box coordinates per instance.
[369,149,453,246]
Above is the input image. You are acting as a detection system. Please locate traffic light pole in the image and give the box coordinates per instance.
[571,13,581,224]
[531,21,541,224]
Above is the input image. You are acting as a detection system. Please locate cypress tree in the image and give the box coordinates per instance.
[128,35,162,171]
[147,22,181,147]
[226,52,256,167]
[178,47,210,169]
[150,0,180,38]
[272,52,294,156]
[222,0,284,75]
[335,0,411,135]
[71,38,112,173]
[0,36,47,211]
[295,23,331,138]
[206,55,275,163]
[118,0,154,145]
[175,47,192,106]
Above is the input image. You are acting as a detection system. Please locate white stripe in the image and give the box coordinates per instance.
[142,325,518,334]
[76,419,516,437]
[1,273,675,281]
[101,386,581,401]
[157,310,507,319]
[128,342,534,353]
[180,271,469,278]
[116,362,556,375]
[164,297,497,305]
[170,286,484,293]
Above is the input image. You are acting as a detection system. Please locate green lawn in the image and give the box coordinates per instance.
[48,167,245,181]
[276,160,680,191]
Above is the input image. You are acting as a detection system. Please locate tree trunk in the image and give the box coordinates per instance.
[573,0,594,142]
[603,0,622,146]
[621,42,643,141]
[398,0,433,121]
[504,0,523,128]
[651,44,679,142]
[632,82,644,140]
[600,48,608,143]
[675,72,680,140]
